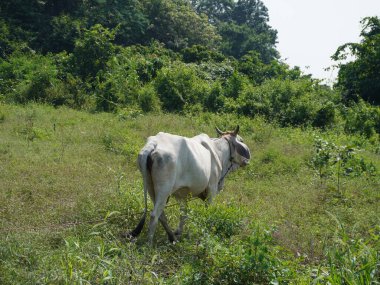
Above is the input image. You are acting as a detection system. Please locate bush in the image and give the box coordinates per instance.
[180,226,294,284]
[223,71,248,99]
[238,79,313,123]
[0,19,15,58]
[237,79,340,128]
[204,82,226,112]
[192,203,244,239]
[0,53,69,105]
[154,63,209,112]
[237,83,271,117]
[313,102,336,129]
[124,42,175,83]
[344,100,380,138]
[137,84,161,113]
[70,24,116,80]
[93,47,149,112]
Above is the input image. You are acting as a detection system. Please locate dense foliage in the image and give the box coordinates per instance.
[333,17,380,105]
[0,0,379,141]
[0,2,379,282]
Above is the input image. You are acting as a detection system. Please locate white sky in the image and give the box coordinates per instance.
[263,0,380,84]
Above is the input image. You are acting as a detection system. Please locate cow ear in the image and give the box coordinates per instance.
[215,127,224,136]
[233,125,240,136]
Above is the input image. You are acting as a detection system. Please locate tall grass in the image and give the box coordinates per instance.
[0,103,379,284]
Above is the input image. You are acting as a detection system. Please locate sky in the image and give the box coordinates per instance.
[263,0,380,84]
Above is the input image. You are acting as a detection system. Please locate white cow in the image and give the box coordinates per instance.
[129,126,251,244]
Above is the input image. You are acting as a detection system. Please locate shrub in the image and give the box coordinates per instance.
[124,42,174,83]
[94,48,144,112]
[313,102,336,129]
[237,79,340,128]
[95,80,123,112]
[191,203,244,239]
[286,93,318,126]
[237,83,271,117]
[70,24,116,80]
[0,53,67,105]
[344,100,380,138]
[0,19,15,58]
[238,79,314,123]
[180,226,294,284]
[154,63,209,112]
[204,82,226,112]
[223,71,248,99]
[310,137,377,195]
[137,84,161,113]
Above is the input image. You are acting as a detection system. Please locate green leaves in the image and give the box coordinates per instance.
[71,24,116,80]
[311,136,377,195]
[333,16,380,105]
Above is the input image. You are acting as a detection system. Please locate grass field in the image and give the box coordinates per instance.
[0,103,379,284]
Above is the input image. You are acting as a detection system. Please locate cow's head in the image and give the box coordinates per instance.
[216,125,251,167]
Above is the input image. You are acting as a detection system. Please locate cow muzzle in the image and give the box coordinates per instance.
[241,158,250,167]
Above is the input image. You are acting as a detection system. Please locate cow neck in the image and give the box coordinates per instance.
[214,137,234,186]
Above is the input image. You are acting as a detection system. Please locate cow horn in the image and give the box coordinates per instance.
[233,125,240,136]
[215,127,224,136]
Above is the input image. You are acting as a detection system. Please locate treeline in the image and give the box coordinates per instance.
[0,0,379,138]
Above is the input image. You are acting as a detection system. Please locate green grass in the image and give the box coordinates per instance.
[0,103,379,284]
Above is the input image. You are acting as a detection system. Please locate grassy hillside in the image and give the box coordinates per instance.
[0,103,379,284]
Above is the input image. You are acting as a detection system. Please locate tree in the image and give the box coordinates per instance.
[191,0,278,60]
[333,16,380,105]
[84,0,149,46]
[218,22,278,60]
[238,51,303,84]
[143,0,220,50]
[70,24,116,80]
[190,0,234,23]
[232,0,271,32]
[0,20,14,58]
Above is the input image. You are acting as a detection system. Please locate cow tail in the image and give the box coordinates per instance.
[129,140,157,238]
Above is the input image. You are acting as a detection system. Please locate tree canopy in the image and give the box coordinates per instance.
[0,0,278,61]
[333,16,380,105]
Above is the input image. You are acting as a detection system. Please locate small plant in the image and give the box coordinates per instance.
[180,226,295,285]
[311,137,377,195]
[192,202,244,239]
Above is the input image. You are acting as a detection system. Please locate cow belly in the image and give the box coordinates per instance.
[173,168,210,196]
[173,187,203,199]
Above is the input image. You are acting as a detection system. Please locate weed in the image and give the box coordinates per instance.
[312,215,380,284]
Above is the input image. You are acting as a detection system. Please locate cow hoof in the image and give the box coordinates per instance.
[121,232,136,243]
[173,233,183,243]
[168,237,177,244]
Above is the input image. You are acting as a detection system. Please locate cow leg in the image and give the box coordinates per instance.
[159,211,176,243]
[148,182,177,245]
[148,197,166,245]
[175,200,187,238]
[205,186,218,205]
